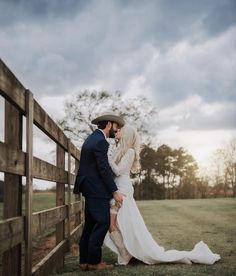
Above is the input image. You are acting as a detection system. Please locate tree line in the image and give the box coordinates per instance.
[133,141,236,200]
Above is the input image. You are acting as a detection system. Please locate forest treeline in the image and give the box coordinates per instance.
[133,143,236,200]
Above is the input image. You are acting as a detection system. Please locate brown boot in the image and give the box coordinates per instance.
[88,262,114,270]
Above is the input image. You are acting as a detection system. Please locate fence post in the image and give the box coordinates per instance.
[25,90,34,276]
[67,139,71,241]
[3,100,23,276]
[74,159,81,226]
[56,144,65,271]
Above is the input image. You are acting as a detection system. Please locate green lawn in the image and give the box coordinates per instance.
[1,197,236,275]
[0,191,77,219]
[56,198,236,276]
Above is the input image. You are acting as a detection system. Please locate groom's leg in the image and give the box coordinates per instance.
[79,199,95,264]
[86,198,110,265]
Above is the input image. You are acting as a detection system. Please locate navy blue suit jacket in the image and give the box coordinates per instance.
[73,129,118,198]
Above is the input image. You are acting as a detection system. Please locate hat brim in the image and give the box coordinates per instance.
[91,114,125,127]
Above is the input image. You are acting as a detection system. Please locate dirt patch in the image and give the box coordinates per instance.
[32,234,56,266]
[32,217,79,267]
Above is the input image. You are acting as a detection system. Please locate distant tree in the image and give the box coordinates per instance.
[195,176,209,198]
[210,149,226,194]
[177,177,196,199]
[139,145,165,199]
[140,145,157,173]
[138,144,198,200]
[155,144,174,198]
[58,90,157,146]
[176,149,198,199]
[155,145,198,199]
[223,138,236,197]
[210,140,235,197]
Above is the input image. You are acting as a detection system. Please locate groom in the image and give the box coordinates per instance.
[73,111,125,271]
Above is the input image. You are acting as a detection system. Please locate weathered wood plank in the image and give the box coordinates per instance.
[56,144,66,271]
[25,90,34,276]
[0,216,24,255]
[69,142,80,161]
[74,159,81,226]
[34,100,68,150]
[70,201,83,216]
[0,141,25,175]
[31,203,81,237]
[0,59,26,112]
[33,156,68,183]
[32,240,68,276]
[0,142,70,183]
[32,205,67,237]
[67,140,72,239]
[3,101,22,276]
[69,223,83,245]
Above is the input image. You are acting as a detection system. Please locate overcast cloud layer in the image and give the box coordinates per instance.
[0,0,236,168]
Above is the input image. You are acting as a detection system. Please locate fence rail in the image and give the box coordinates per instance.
[0,59,83,275]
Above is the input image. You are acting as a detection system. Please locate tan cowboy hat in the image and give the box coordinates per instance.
[91,111,125,127]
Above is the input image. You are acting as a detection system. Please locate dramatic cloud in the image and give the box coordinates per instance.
[0,0,235,171]
[158,95,236,131]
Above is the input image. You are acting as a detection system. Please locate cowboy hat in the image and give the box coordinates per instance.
[91,111,125,127]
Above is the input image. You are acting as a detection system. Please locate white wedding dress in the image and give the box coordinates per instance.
[104,148,220,265]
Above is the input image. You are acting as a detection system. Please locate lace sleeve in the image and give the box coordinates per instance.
[109,148,135,176]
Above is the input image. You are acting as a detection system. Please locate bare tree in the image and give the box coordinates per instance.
[58,90,157,146]
[210,139,236,197]
[209,149,227,197]
[196,176,209,198]
[224,138,236,196]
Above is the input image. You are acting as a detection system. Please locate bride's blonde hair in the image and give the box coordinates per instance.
[114,124,141,174]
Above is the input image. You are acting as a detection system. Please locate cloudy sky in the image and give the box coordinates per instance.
[1,0,236,172]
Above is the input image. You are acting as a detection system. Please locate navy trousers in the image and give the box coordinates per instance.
[79,197,110,265]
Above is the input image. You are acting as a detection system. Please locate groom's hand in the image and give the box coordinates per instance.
[113,190,125,205]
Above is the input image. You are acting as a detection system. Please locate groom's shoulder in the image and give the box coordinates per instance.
[85,129,106,144]
[90,129,103,140]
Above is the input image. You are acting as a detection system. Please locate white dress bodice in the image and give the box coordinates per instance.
[108,148,135,196]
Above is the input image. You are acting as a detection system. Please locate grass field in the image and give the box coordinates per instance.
[1,196,236,275]
[0,191,77,219]
[56,198,236,276]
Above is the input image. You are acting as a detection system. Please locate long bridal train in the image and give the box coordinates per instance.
[104,195,220,265]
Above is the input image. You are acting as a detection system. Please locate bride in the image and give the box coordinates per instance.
[104,124,220,265]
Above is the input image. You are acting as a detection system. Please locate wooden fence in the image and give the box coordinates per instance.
[0,59,83,275]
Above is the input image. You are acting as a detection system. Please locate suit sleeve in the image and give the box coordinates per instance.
[93,139,118,194]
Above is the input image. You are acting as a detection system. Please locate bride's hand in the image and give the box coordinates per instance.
[115,201,122,208]
[113,190,125,205]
